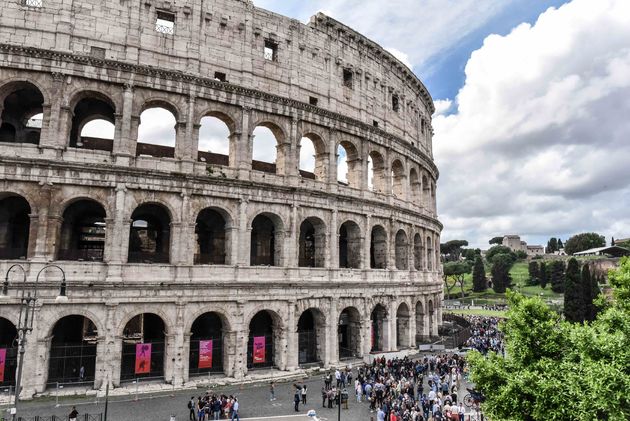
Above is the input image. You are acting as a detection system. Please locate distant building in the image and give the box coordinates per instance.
[573,246,630,257]
[501,235,545,256]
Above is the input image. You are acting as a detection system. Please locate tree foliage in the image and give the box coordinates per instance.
[581,264,600,322]
[440,239,469,262]
[443,261,471,299]
[564,232,605,255]
[549,260,566,293]
[563,258,584,322]
[486,245,516,264]
[527,261,540,285]
[489,236,504,245]
[472,255,487,292]
[491,253,513,293]
[539,261,548,289]
[469,257,630,420]
[547,237,559,253]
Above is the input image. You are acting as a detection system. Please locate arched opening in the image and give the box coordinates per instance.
[395,229,409,270]
[413,233,422,270]
[247,310,280,369]
[0,317,18,386]
[338,307,361,359]
[197,115,230,166]
[194,208,227,265]
[250,214,281,266]
[426,236,433,271]
[428,300,434,338]
[0,82,44,144]
[57,200,106,261]
[297,309,325,365]
[298,217,326,268]
[69,94,115,152]
[137,107,176,158]
[0,195,31,260]
[415,301,426,343]
[252,125,279,174]
[368,151,386,193]
[339,221,361,269]
[391,160,405,198]
[121,313,166,381]
[410,168,420,203]
[370,225,387,269]
[47,315,98,386]
[128,204,171,264]
[299,135,327,181]
[337,141,359,187]
[189,312,225,376]
[371,304,388,352]
[396,303,410,349]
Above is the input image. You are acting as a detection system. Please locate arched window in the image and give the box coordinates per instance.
[48,316,98,385]
[0,195,31,260]
[370,225,387,269]
[189,312,226,376]
[194,208,227,265]
[250,214,282,266]
[69,94,116,152]
[396,303,410,349]
[57,200,106,261]
[247,310,281,369]
[371,304,388,352]
[121,313,166,381]
[391,159,405,198]
[137,107,176,158]
[298,217,326,268]
[128,204,171,264]
[252,126,278,174]
[0,82,44,144]
[338,307,362,359]
[198,115,230,166]
[298,137,316,179]
[368,151,386,193]
[297,309,325,365]
[337,141,359,187]
[395,229,409,270]
[0,317,18,386]
[339,221,361,269]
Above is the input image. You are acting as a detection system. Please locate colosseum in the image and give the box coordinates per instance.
[0,0,442,397]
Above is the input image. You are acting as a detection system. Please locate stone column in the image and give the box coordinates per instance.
[287,205,299,267]
[163,332,177,385]
[106,185,127,281]
[363,215,372,270]
[387,300,396,351]
[222,329,238,378]
[408,305,417,348]
[237,199,249,266]
[285,301,298,370]
[172,303,186,386]
[324,299,338,367]
[236,107,252,178]
[387,218,396,270]
[361,315,372,362]
[114,83,135,166]
[19,306,44,397]
[329,209,338,268]
[38,72,65,155]
[232,303,247,379]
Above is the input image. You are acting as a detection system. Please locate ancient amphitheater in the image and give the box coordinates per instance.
[0,0,442,396]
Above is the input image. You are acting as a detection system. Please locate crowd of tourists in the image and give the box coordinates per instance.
[188,394,240,421]
[464,316,504,355]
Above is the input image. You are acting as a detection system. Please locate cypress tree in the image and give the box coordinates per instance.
[491,254,512,293]
[582,265,601,321]
[528,261,540,285]
[550,260,566,293]
[472,255,487,292]
[564,258,584,322]
[540,261,548,288]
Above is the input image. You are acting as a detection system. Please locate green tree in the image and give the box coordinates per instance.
[527,261,540,285]
[564,232,605,255]
[515,250,528,260]
[440,239,469,262]
[547,237,558,253]
[581,264,600,322]
[550,260,566,293]
[491,253,513,293]
[462,248,480,263]
[485,245,516,264]
[564,258,584,322]
[489,236,504,245]
[468,258,630,421]
[539,261,548,288]
[558,238,564,249]
[472,255,487,292]
[443,261,471,299]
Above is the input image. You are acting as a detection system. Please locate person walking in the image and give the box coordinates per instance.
[301,384,307,405]
[188,396,197,421]
[69,406,79,421]
[269,381,276,401]
[230,398,240,421]
[294,387,301,412]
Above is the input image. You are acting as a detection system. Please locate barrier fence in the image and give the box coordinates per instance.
[1,415,102,421]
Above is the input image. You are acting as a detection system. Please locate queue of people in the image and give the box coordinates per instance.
[188,394,240,421]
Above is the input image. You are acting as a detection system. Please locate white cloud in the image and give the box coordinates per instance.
[433,99,453,116]
[385,47,413,69]
[198,116,230,155]
[299,137,316,173]
[252,126,278,163]
[138,108,176,146]
[434,0,630,247]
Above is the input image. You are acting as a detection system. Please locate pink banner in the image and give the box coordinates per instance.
[198,340,213,369]
[0,348,5,382]
[253,336,266,364]
[135,343,152,374]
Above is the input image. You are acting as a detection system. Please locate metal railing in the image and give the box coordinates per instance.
[22,0,43,8]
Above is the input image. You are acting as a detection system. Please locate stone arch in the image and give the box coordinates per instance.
[299,132,327,181]
[136,99,180,158]
[194,207,231,265]
[396,302,411,349]
[339,220,361,269]
[413,233,423,270]
[47,315,99,385]
[0,193,32,260]
[197,111,235,166]
[57,199,107,261]
[367,150,386,193]
[247,309,283,369]
[338,306,362,359]
[298,216,327,268]
[428,299,435,337]
[370,303,389,352]
[395,229,409,270]
[251,121,286,175]
[120,312,167,381]
[370,225,388,269]
[128,203,172,264]
[337,140,360,187]
[67,90,116,151]
[297,308,326,365]
[391,159,406,198]
[415,300,426,343]
[250,212,285,266]
[0,317,18,386]
[189,311,229,376]
[0,80,45,145]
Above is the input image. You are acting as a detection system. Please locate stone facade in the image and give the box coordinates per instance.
[0,0,442,397]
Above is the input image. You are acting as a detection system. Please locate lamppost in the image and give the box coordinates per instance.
[3,264,67,421]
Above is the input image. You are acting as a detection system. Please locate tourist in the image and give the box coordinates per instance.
[294,386,301,412]
[302,384,308,404]
[68,406,78,421]
[230,398,239,421]
[270,381,276,401]
[188,396,196,421]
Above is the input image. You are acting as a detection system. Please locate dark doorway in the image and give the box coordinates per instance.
[57,200,106,261]
[0,195,31,260]
[47,316,98,386]
[120,313,166,381]
[189,312,224,376]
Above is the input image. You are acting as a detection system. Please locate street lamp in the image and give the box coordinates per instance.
[3,264,67,421]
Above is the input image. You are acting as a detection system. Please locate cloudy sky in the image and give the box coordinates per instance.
[251,0,630,249]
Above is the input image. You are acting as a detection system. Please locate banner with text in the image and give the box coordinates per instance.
[135,343,152,374]
[198,340,213,369]
[0,348,5,382]
[253,336,266,364]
